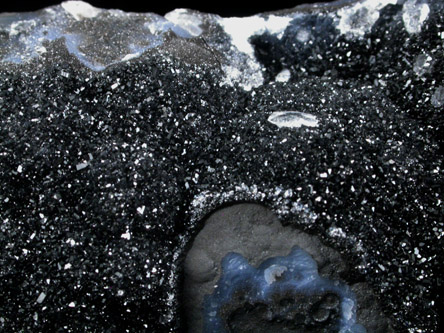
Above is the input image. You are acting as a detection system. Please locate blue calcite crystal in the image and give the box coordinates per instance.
[204,248,366,333]
[0,0,443,332]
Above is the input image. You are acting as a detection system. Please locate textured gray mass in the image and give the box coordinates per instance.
[183,204,393,332]
[0,0,443,332]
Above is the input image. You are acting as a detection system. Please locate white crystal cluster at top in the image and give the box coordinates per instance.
[0,0,431,90]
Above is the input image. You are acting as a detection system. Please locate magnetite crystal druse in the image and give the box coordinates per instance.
[0,1,443,332]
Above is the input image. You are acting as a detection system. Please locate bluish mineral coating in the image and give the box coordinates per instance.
[203,247,366,333]
[0,5,197,70]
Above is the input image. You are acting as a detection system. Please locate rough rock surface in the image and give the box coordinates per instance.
[0,0,443,332]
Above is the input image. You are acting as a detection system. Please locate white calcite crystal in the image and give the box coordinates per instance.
[267,111,319,128]
[335,0,397,38]
[402,0,430,34]
[61,1,101,20]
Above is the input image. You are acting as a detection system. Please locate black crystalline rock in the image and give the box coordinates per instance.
[0,0,443,332]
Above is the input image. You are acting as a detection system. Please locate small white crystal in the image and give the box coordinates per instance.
[296,29,310,42]
[66,238,76,246]
[275,69,291,82]
[76,162,88,170]
[121,231,131,240]
[413,53,432,76]
[36,292,46,304]
[431,86,444,107]
[36,46,47,54]
[137,206,146,215]
[328,227,347,238]
[60,70,70,78]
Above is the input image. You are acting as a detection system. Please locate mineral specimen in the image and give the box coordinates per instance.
[0,0,442,332]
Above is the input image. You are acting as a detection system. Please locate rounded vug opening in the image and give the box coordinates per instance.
[181,203,393,333]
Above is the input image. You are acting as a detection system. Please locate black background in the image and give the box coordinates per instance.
[1,0,336,16]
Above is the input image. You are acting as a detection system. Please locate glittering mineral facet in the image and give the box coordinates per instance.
[0,1,443,332]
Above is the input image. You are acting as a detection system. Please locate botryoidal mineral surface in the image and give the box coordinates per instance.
[0,0,442,332]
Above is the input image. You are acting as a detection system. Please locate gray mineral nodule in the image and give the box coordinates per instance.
[0,0,443,332]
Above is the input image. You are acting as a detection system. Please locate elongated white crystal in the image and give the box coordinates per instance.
[267,111,319,128]
[36,292,46,304]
